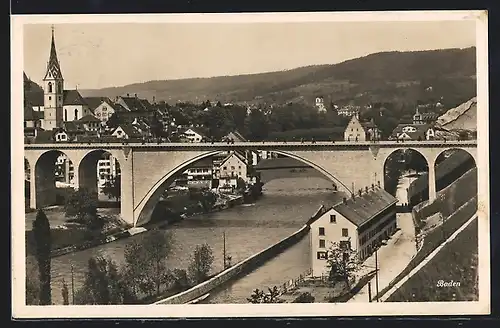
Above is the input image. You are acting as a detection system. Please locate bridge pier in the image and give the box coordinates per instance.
[119,149,135,227]
[428,162,437,202]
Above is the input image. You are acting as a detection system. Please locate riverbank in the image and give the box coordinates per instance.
[25,188,254,259]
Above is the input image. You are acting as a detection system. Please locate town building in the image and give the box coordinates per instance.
[413,106,438,125]
[315,96,327,113]
[309,186,398,277]
[344,114,366,141]
[183,158,213,189]
[55,154,75,186]
[216,151,250,191]
[84,97,116,124]
[337,105,361,117]
[111,124,144,140]
[97,153,120,193]
[182,127,206,143]
[389,123,436,141]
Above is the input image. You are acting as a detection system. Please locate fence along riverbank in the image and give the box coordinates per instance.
[154,205,326,305]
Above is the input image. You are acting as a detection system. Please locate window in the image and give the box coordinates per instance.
[48,82,53,93]
[24,121,27,128]
[49,96,52,101]
[58,82,62,93]
[238,165,241,169]
[342,228,348,237]
[64,109,68,121]
[319,227,325,236]
[317,251,328,260]
[74,108,78,120]
[231,166,235,170]
[319,239,325,248]
[223,166,227,170]
[330,215,336,223]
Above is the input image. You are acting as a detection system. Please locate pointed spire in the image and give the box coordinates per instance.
[44,25,63,80]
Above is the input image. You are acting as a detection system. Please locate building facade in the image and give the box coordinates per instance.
[309,187,398,277]
[344,114,366,141]
[216,151,249,190]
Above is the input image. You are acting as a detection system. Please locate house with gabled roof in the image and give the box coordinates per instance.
[308,185,398,277]
[181,127,206,143]
[84,97,116,124]
[389,123,436,141]
[344,115,382,141]
[216,151,250,191]
[111,124,143,140]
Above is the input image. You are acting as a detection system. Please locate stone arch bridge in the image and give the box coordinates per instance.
[23,141,477,227]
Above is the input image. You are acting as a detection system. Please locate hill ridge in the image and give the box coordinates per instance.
[75,46,476,108]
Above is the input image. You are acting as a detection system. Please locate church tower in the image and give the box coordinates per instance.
[43,26,64,130]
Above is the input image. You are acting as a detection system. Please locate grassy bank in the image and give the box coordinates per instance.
[413,167,477,232]
[386,218,478,302]
[373,168,478,301]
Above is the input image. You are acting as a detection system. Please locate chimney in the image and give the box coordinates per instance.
[371,183,375,191]
[342,197,347,205]
[365,186,369,194]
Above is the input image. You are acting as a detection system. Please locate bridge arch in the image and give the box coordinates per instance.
[33,149,76,208]
[133,149,352,226]
[78,149,122,200]
[382,148,430,205]
[433,148,477,196]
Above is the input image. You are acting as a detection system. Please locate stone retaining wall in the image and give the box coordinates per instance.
[155,223,311,305]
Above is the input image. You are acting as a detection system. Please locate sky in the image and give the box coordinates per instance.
[22,19,476,90]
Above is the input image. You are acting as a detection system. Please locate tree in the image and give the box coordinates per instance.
[64,188,102,230]
[101,174,121,201]
[74,256,133,305]
[326,241,359,289]
[172,268,190,291]
[106,112,120,130]
[26,255,40,305]
[244,108,270,141]
[247,286,283,303]
[150,112,164,138]
[236,177,246,192]
[61,279,69,305]
[123,229,172,297]
[188,244,214,284]
[33,209,51,305]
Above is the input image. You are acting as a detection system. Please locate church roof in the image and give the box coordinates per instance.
[44,28,63,80]
[63,90,88,106]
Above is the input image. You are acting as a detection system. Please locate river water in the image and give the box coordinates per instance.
[30,177,343,305]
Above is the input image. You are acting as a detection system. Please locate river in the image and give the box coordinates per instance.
[29,177,344,305]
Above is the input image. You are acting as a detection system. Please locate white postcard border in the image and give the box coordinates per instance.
[11,10,490,318]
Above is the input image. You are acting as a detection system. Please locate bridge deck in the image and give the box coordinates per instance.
[24,140,477,150]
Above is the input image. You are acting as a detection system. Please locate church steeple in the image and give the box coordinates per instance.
[42,26,64,130]
[44,25,63,80]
